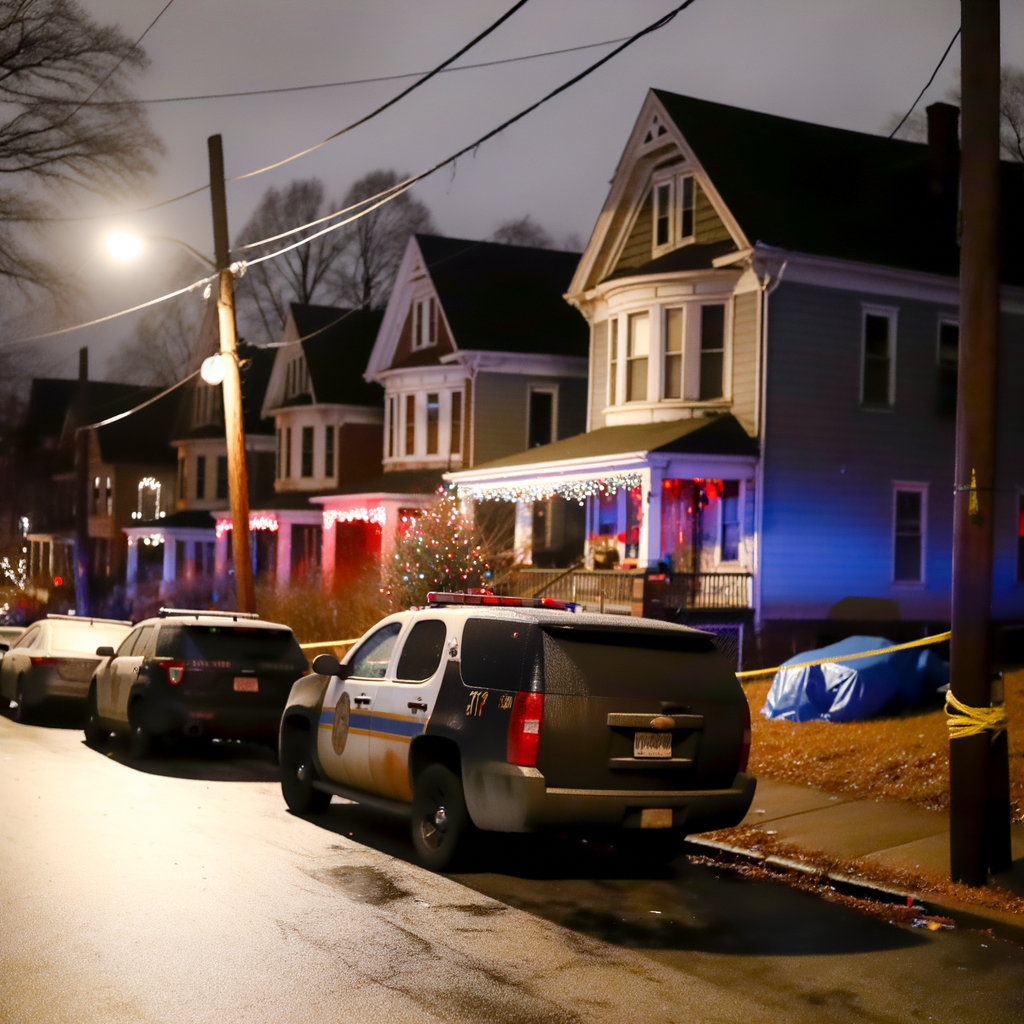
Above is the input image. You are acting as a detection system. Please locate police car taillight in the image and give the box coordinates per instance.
[507,692,544,766]
[163,661,185,685]
[739,700,751,773]
[426,591,576,611]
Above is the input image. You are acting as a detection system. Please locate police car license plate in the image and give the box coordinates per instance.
[233,677,258,692]
[634,731,672,758]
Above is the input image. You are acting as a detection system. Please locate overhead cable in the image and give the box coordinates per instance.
[888,26,961,139]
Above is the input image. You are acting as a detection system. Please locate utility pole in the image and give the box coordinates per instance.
[949,0,1010,885]
[208,134,256,614]
[73,346,91,616]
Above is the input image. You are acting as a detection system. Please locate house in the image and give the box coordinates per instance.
[448,90,1024,663]
[314,233,590,584]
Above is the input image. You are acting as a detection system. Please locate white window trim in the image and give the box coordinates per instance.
[526,385,559,449]
[892,481,928,586]
[861,303,899,410]
[651,177,675,258]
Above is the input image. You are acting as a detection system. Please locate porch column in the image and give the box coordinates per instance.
[320,517,335,591]
[638,466,661,570]
[276,519,292,586]
[162,535,176,583]
[513,500,533,565]
[125,537,138,585]
[215,530,229,579]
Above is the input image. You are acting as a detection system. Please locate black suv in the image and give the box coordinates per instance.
[85,608,308,756]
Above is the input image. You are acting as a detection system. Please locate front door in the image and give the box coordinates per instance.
[369,618,449,802]
[318,620,404,792]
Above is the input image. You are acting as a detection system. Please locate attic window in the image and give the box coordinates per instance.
[413,297,436,350]
[192,383,222,428]
[651,173,696,253]
[285,355,310,399]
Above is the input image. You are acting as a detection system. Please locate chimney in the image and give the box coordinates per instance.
[78,345,88,382]
[926,102,960,198]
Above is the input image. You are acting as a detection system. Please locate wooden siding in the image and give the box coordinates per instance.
[694,182,731,244]
[590,320,609,430]
[613,191,653,274]
[731,291,758,434]
[760,280,1024,622]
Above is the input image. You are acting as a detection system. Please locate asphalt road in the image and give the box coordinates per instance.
[2,712,1023,1024]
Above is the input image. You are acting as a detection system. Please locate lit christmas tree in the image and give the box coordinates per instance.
[385,485,492,609]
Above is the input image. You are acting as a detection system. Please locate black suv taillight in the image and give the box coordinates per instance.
[162,661,185,685]
[507,692,544,766]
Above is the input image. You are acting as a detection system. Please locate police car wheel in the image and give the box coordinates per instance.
[280,727,331,814]
[84,686,109,750]
[12,677,31,724]
[411,764,473,871]
[128,703,154,759]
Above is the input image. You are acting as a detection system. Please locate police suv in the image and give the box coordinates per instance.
[280,593,755,869]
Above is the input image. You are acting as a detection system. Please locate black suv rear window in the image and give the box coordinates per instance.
[155,625,305,672]
[461,618,537,691]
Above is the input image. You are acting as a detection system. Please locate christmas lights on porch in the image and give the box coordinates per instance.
[456,472,644,505]
[215,513,281,540]
[322,506,387,530]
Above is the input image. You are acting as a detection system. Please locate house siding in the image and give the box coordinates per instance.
[760,280,1024,625]
[590,320,609,431]
[613,191,653,274]
[731,290,758,434]
[694,182,731,244]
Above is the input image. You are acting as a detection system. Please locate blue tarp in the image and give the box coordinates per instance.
[761,635,949,723]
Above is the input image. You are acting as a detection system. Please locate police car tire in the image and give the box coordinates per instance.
[280,728,331,814]
[411,764,474,872]
[128,703,154,759]
[12,677,31,724]
[84,686,109,750]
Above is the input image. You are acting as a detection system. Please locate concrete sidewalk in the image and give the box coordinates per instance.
[691,778,1024,936]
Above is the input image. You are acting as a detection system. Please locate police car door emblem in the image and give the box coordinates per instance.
[332,691,351,755]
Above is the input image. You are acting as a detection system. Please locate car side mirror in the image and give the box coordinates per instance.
[312,653,349,678]
[96,646,115,658]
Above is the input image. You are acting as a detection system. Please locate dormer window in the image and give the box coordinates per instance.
[284,355,309,399]
[193,383,222,427]
[652,173,695,254]
[413,297,436,350]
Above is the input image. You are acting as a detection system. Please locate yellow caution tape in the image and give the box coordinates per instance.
[945,690,1009,740]
[735,631,951,681]
[299,638,360,650]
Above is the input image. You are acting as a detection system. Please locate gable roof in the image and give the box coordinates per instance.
[415,234,588,356]
[651,89,1024,284]
[291,304,383,406]
[96,384,183,465]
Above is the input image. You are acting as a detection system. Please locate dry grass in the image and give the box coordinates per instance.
[744,669,1024,824]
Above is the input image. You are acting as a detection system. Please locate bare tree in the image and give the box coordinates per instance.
[999,66,1024,164]
[332,169,436,310]
[0,0,161,291]
[491,215,553,249]
[233,179,346,343]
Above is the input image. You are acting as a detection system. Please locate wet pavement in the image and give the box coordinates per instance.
[2,713,1023,1023]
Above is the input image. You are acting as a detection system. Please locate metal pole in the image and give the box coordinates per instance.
[207,134,256,614]
[73,346,91,616]
[949,0,1007,885]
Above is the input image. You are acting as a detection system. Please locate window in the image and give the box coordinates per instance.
[301,426,314,477]
[862,309,896,407]
[106,477,112,515]
[177,456,186,500]
[196,456,206,500]
[92,476,100,515]
[450,392,462,456]
[461,618,532,690]
[608,318,619,405]
[276,429,282,479]
[216,455,228,500]
[720,481,740,562]
[387,397,395,458]
[285,355,309,399]
[664,307,683,399]
[413,298,436,350]
[626,312,649,402]
[528,389,554,448]
[894,485,926,583]
[285,428,292,478]
[680,175,695,239]
[1018,494,1024,584]
[655,181,672,247]
[349,622,403,679]
[395,620,447,681]
[325,425,335,478]
[405,395,416,455]
[938,319,959,416]
[700,304,725,400]
[426,393,439,454]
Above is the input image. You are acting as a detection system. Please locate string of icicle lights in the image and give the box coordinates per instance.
[457,473,644,505]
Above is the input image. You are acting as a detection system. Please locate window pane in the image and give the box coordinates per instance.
[426,393,439,454]
[721,480,740,561]
[699,351,723,400]
[324,425,335,477]
[628,358,648,402]
[395,620,447,681]
[609,319,619,405]
[405,395,416,455]
[285,428,292,478]
[863,357,891,405]
[701,305,725,351]
[655,183,670,246]
[664,308,683,400]
[665,308,683,353]
[450,392,462,455]
[664,353,682,400]
[628,313,649,357]
[196,456,206,500]
[681,176,695,238]
[938,322,958,416]
[894,489,923,582]
[216,456,228,499]
[864,314,890,357]
[350,623,403,679]
[387,398,395,458]
[528,391,553,447]
[301,426,314,477]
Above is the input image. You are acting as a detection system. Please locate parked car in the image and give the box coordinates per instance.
[0,625,26,648]
[278,592,755,870]
[84,608,308,757]
[0,615,133,723]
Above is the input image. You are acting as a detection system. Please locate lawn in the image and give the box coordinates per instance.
[744,668,1024,824]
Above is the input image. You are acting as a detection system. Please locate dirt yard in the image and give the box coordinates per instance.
[744,668,1024,825]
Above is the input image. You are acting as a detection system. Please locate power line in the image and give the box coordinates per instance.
[888,25,961,139]
[86,36,630,106]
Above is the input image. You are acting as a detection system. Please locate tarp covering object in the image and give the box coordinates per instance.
[761,635,949,723]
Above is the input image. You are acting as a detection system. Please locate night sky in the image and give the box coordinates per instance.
[17,0,1023,376]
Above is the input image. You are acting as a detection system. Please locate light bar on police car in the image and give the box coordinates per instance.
[426,592,577,611]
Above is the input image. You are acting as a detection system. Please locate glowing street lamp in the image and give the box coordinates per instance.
[102,232,216,269]
[200,353,226,385]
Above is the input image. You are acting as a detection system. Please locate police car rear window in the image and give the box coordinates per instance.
[461,618,534,691]
[155,625,304,671]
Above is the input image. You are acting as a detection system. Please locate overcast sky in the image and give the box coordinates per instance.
[18,0,1024,376]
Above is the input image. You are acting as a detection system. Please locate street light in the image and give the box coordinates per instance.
[102,232,217,269]
[200,353,226,385]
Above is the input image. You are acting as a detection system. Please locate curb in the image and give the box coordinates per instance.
[685,835,1024,945]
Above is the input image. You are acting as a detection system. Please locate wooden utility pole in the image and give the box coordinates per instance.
[949,0,1010,885]
[73,346,91,616]
[208,134,256,614]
